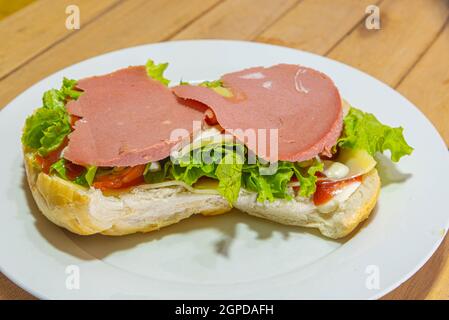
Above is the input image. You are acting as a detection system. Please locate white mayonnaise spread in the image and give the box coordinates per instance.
[323,161,349,179]
[316,180,361,214]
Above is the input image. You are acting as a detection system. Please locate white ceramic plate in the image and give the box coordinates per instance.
[1,40,448,300]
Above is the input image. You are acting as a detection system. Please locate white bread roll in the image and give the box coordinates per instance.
[24,151,380,239]
[24,152,231,235]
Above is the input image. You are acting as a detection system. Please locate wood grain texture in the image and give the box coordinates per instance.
[328,0,449,87]
[173,0,299,40]
[0,273,34,300]
[257,0,378,55]
[382,20,449,299]
[0,0,35,20]
[397,21,449,145]
[0,0,221,109]
[322,1,449,298]
[0,0,120,79]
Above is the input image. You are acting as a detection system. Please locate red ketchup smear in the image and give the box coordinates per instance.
[313,175,363,206]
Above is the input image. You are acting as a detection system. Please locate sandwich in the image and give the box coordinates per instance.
[22,60,413,239]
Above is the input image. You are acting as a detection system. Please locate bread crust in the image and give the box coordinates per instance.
[24,152,231,235]
[24,151,380,239]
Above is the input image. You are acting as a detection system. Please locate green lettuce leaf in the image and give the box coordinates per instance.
[264,163,295,199]
[144,160,172,184]
[140,140,325,204]
[338,107,413,162]
[42,89,65,109]
[293,159,324,198]
[61,77,82,99]
[171,144,245,204]
[199,79,232,98]
[241,159,323,202]
[199,80,223,88]
[170,141,325,203]
[49,158,97,187]
[72,166,98,187]
[243,170,275,202]
[171,145,222,185]
[22,107,71,156]
[83,166,98,186]
[49,158,68,180]
[22,78,80,156]
[215,151,243,205]
[145,59,170,86]
[242,161,293,202]
[72,166,97,187]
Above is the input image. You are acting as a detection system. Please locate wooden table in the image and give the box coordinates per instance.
[1,0,448,300]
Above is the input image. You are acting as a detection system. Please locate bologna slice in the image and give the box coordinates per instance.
[64,66,205,167]
[173,64,343,162]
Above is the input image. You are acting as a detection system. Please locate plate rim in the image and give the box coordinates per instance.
[1,39,448,300]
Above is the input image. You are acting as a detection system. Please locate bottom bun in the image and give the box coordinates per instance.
[24,153,231,235]
[25,152,380,239]
[235,169,380,239]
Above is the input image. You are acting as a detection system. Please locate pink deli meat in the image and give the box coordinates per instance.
[64,66,205,167]
[173,64,343,162]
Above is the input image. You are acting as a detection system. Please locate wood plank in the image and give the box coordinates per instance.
[256,0,377,55]
[328,0,449,87]
[0,0,220,109]
[325,1,449,299]
[0,0,35,20]
[0,273,34,299]
[0,0,120,79]
[173,0,298,40]
[396,21,449,145]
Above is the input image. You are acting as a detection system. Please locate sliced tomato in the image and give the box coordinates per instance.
[315,171,326,178]
[65,162,86,180]
[92,165,146,190]
[35,138,68,174]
